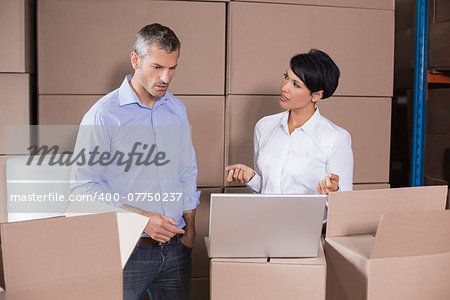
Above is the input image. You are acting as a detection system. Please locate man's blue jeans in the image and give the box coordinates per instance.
[123,238,192,300]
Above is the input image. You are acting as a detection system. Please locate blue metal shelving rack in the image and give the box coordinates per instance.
[411,0,429,186]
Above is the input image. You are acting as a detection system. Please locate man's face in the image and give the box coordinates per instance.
[133,44,179,100]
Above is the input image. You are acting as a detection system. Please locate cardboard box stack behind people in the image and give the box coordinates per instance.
[325,185,449,300]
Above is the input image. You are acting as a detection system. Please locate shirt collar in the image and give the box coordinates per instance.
[301,106,321,136]
[118,75,168,108]
[279,106,321,136]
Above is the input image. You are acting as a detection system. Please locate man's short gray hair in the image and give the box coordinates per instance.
[133,23,181,57]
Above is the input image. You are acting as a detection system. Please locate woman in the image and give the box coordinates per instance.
[226,49,353,195]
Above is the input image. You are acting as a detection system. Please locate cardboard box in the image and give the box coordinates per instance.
[325,186,449,300]
[0,74,30,155]
[429,21,450,71]
[424,133,450,182]
[210,244,326,300]
[426,88,450,135]
[317,97,391,183]
[227,2,394,97]
[230,0,393,10]
[191,278,210,300]
[434,0,450,22]
[6,156,72,222]
[38,95,225,187]
[0,157,6,223]
[224,184,390,193]
[0,213,123,300]
[192,188,222,278]
[179,97,225,187]
[226,95,283,187]
[38,0,226,95]
[395,0,415,31]
[0,0,33,72]
[227,95,391,185]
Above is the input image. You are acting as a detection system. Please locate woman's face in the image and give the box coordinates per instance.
[279,68,317,112]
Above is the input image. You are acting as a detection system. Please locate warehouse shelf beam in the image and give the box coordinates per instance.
[411,0,429,187]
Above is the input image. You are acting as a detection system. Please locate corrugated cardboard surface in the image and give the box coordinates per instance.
[394,28,415,89]
[179,97,225,187]
[191,278,209,300]
[395,0,415,31]
[38,95,225,187]
[318,97,391,183]
[231,0,394,10]
[326,186,448,237]
[210,245,326,300]
[426,88,450,135]
[353,183,390,190]
[227,95,391,185]
[0,74,30,155]
[224,183,390,193]
[435,0,450,22]
[371,210,450,258]
[226,95,283,187]
[424,133,450,182]
[38,0,226,95]
[0,157,6,223]
[192,188,221,278]
[0,213,122,299]
[38,95,98,125]
[228,2,394,96]
[0,0,32,72]
[326,210,450,300]
[367,252,450,300]
[429,21,450,70]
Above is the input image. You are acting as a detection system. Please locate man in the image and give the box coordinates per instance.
[71,24,199,300]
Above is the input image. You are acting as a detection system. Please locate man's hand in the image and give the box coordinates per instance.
[316,173,339,195]
[226,164,255,184]
[180,210,196,248]
[143,212,185,243]
[180,230,195,248]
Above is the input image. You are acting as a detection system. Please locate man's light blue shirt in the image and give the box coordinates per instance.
[70,75,200,229]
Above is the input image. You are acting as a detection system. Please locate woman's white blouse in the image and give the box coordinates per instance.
[246,108,353,194]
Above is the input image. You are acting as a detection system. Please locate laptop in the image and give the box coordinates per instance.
[205,193,326,258]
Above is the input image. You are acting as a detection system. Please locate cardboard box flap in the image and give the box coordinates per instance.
[326,235,374,275]
[65,201,149,268]
[370,210,450,259]
[0,213,121,291]
[270,244,326,266]
[326,186,448,238]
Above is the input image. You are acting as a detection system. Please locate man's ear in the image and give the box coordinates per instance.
[311,90,324,103]
[131,51,140,70]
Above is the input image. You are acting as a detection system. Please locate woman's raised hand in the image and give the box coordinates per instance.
[316,173,339,195]
[225,164,255,184]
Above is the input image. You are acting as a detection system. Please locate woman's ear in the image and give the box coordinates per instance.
[311,90,324,103]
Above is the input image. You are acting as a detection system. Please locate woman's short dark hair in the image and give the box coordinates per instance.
[289,49,340,99]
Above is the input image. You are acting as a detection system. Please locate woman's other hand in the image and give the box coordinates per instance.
[316,173,339,194]
[225,164,255,184]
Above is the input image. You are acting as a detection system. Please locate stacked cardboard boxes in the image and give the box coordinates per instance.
[30,1,397,299]
[0,0,33,223]
[37,1,227,298]
[225,1,394,193]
